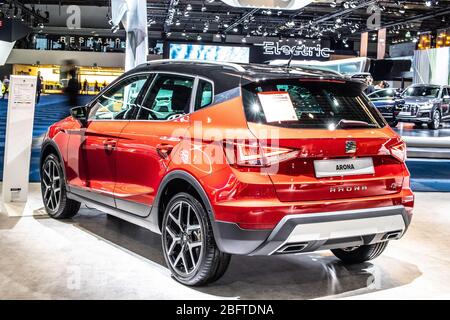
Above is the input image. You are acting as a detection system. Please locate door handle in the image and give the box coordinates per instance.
[103,139,117,151]
[156,144,174,159]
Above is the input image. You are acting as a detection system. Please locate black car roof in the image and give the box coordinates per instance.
[132,60,351,94]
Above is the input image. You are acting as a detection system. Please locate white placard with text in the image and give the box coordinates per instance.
[2,75,37,206]
[257,92,299,123]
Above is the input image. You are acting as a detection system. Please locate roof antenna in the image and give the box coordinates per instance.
[286,41,301,71]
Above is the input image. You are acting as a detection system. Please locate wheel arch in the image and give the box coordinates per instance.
[41,140,67,185]
[152,170,221,244]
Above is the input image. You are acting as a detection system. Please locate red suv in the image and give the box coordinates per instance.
[41,61,414,286]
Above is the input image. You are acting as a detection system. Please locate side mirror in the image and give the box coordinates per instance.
[70,106,88,127]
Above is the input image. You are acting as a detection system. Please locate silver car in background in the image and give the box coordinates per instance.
[397,84,450,130]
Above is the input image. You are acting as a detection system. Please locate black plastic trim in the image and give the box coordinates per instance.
[214,221,271,255]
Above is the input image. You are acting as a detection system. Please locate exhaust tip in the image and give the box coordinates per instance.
[382,230,403,241]
[275,242,308,254]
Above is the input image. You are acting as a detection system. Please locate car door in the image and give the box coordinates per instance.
[441,88,450,119]
[67,74,151,206]
[114,73,198,216]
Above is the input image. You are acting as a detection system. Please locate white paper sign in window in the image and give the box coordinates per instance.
[257,92,298,123]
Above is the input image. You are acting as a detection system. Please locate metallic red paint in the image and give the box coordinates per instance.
[44,82,413,232]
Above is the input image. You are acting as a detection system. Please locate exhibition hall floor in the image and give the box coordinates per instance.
[0,188,449,300]
[395,122,450,138]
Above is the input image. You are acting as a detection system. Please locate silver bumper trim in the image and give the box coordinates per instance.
[250,205,410,256]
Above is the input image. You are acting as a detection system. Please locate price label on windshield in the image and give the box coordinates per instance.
[257,92,299,123]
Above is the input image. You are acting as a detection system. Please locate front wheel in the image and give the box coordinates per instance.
[331,241,388,264]
[161,192,231,286]
[41,154,81,219]
[428,109,441,130]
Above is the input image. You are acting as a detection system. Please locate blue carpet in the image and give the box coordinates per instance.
[406,158,450,192]
[0,96,448,192]
[0,94,92,182]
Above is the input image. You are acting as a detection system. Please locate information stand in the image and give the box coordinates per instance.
[1,75,37,209]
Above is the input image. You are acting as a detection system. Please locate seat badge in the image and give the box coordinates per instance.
[345,141,357,154]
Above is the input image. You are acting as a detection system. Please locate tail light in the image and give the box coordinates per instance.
[224,140,298,167]
[389,140,407,162]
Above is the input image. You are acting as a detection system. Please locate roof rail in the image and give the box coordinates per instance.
[146,59,246,72]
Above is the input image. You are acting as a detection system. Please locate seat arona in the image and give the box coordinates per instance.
[41,60,414,286]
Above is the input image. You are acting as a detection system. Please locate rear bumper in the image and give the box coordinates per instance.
[214,205,411,256]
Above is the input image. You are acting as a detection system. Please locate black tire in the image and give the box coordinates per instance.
[161,192,231,286]
[428,109,441,130]
[388,120,398,127]
[331,241,388,264]
[41,154,81,219]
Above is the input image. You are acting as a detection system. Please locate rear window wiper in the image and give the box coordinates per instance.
[337,119,377,129]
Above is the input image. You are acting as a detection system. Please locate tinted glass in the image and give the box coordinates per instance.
[90,75,149,120]
[242,79,385,129]
[369,89,397,99]
[403,86,440,98]
[195,80,213,111]
[138,74,194,120]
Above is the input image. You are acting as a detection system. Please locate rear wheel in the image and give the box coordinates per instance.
[428,109,441,130]
[331,241,388,264]
[161,192,231,286]
[388,120,398,127]
[41,154,81,219]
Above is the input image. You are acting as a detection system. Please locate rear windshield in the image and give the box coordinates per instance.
[242,79,385,129]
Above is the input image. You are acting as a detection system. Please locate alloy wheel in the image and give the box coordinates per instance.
[163,200,204,276]
[433,110,440,128]
[42,159,62,213]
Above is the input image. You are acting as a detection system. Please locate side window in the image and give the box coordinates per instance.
[195,80,214,111]
[89,75,149,120]
[138,74,194,120]
[369,91,380,99]
[442,88,449,98]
